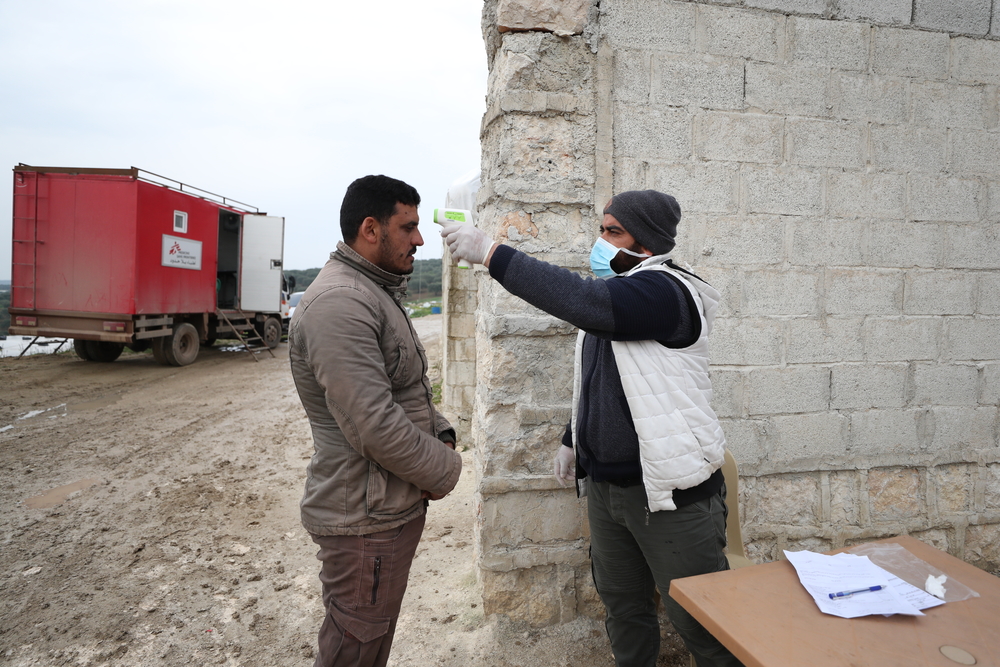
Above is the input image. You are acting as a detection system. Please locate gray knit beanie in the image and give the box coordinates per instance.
[604,190,681,255]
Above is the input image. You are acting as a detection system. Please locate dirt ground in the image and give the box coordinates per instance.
[0,315,692,667]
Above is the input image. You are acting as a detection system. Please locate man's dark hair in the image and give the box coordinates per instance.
[340,175,421,244]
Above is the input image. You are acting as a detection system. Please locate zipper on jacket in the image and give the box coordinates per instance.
[371,556,382,604]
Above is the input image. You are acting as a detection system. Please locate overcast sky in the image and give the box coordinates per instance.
[0,0,488,279]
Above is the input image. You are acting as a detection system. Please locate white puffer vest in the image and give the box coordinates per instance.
[571,255,727,511]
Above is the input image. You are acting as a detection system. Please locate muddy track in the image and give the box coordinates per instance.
[1,317,682,667]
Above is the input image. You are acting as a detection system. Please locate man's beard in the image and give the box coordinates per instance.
[376,231,415,275]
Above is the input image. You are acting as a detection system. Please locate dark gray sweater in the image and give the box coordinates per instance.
[488,245,723,505]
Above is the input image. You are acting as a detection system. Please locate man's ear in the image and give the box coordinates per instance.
[359,216,380,245]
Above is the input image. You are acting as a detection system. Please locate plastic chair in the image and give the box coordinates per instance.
[721,449,753,570]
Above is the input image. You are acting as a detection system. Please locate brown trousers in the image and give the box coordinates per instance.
[310,513,425,667]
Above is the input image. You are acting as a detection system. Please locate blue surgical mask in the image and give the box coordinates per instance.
[589,237,650,279]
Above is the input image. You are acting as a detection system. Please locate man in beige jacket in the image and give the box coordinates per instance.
[288,174,463,667]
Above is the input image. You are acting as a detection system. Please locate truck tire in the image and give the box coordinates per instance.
[85,341,125,362]
[164,323,200,366]
[151,336,170,365]
[73,339,93,361]
[261,317,281,349]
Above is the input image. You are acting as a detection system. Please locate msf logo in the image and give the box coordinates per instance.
[169,241,182,255]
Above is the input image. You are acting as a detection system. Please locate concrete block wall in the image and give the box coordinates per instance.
[470,0,1000,627]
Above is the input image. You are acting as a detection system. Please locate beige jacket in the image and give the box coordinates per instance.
[288,242,462,536]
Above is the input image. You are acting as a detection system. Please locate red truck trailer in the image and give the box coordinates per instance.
[8,165,291,366]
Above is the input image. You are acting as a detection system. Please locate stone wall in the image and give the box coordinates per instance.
[462,0,1000,626]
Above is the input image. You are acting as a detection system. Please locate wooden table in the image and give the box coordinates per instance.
[669,535,1000,667]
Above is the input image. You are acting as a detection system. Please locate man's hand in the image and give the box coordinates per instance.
[441,224,496,266]
[422,490,448,501]
[553,445,575,487]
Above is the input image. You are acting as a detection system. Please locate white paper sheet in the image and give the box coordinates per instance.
[783,550,928,618]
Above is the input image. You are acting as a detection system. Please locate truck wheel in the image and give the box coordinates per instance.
[151,336,170,365]
[261,317,281,349]
[85,341,125,362]
[165,323,200,366]
[73,339,93,361]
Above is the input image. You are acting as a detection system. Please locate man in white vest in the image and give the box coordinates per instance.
[441,190,741,667]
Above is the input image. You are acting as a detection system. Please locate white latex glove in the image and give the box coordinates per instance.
[441,224,495,265]
[553,445,576,487]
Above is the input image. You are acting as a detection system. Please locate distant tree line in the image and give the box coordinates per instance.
[285,259,442,299]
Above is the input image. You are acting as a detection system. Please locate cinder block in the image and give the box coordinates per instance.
[768,412,850,461]
[744,166,824,217]
[745,0,825,14]
[787,119,865,168]
[873,27,950,79]
[831,363,907,409]
[930,406,999,449]
[867,221,942,269]
[746,62,829,117]
[692,214,785,266]
[852,411,922,456]
[743,269,822,317]
[979,273,1000,315]
[747,366,831,415]
[711,317,784,366]
[788,16,869,72]
[709,369,744,419]
[644,162,740,215]
[690,266,740,318]
[904,270,976,315]
[913,0,992,35]
[994,2,1000,37]
[613,49,650,104]
[614,104,690,161]
[910,174,984,223]
[696,4,785,63]
[787,317,865,364]
[651,53,745,110]
[912,81,992,131]
[827,172,906,220]
[835,0,911,24]
[946,318,1000,361]
[864,317,941,361]
[719,418,767,465]
[829,73,908,125]
[868,466,923,521]
[694,113,784,164]
[950,130,1000,175]
[982,363,1000,405]
[914,363,981,406]
[871,125,947,173]
[602,0,696,52]
[952,36,1000,85]
[826,269,903,316]
[790,218,864,267]
[945,223,1000,269]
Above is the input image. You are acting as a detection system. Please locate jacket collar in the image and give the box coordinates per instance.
[332,241,409,299]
